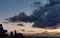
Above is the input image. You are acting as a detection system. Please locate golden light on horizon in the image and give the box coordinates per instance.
[1,21,60,36]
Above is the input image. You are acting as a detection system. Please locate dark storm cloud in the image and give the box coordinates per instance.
[33,0,60,28]
[9,0,60,28]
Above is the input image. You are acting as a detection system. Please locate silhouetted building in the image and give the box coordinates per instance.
[8,30,25,38]
[10,32,13,37]
[14,30,17,35]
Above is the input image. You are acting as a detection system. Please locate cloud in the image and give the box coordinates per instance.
[32,0,60,28]
[9,0,60,28]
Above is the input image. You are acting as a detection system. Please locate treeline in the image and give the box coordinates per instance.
[0,24,25,38]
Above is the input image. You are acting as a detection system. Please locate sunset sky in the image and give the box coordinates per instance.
[0,0,60,36]
[0,0,48,18]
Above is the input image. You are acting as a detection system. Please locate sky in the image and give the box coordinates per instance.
[0,0,48,18]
